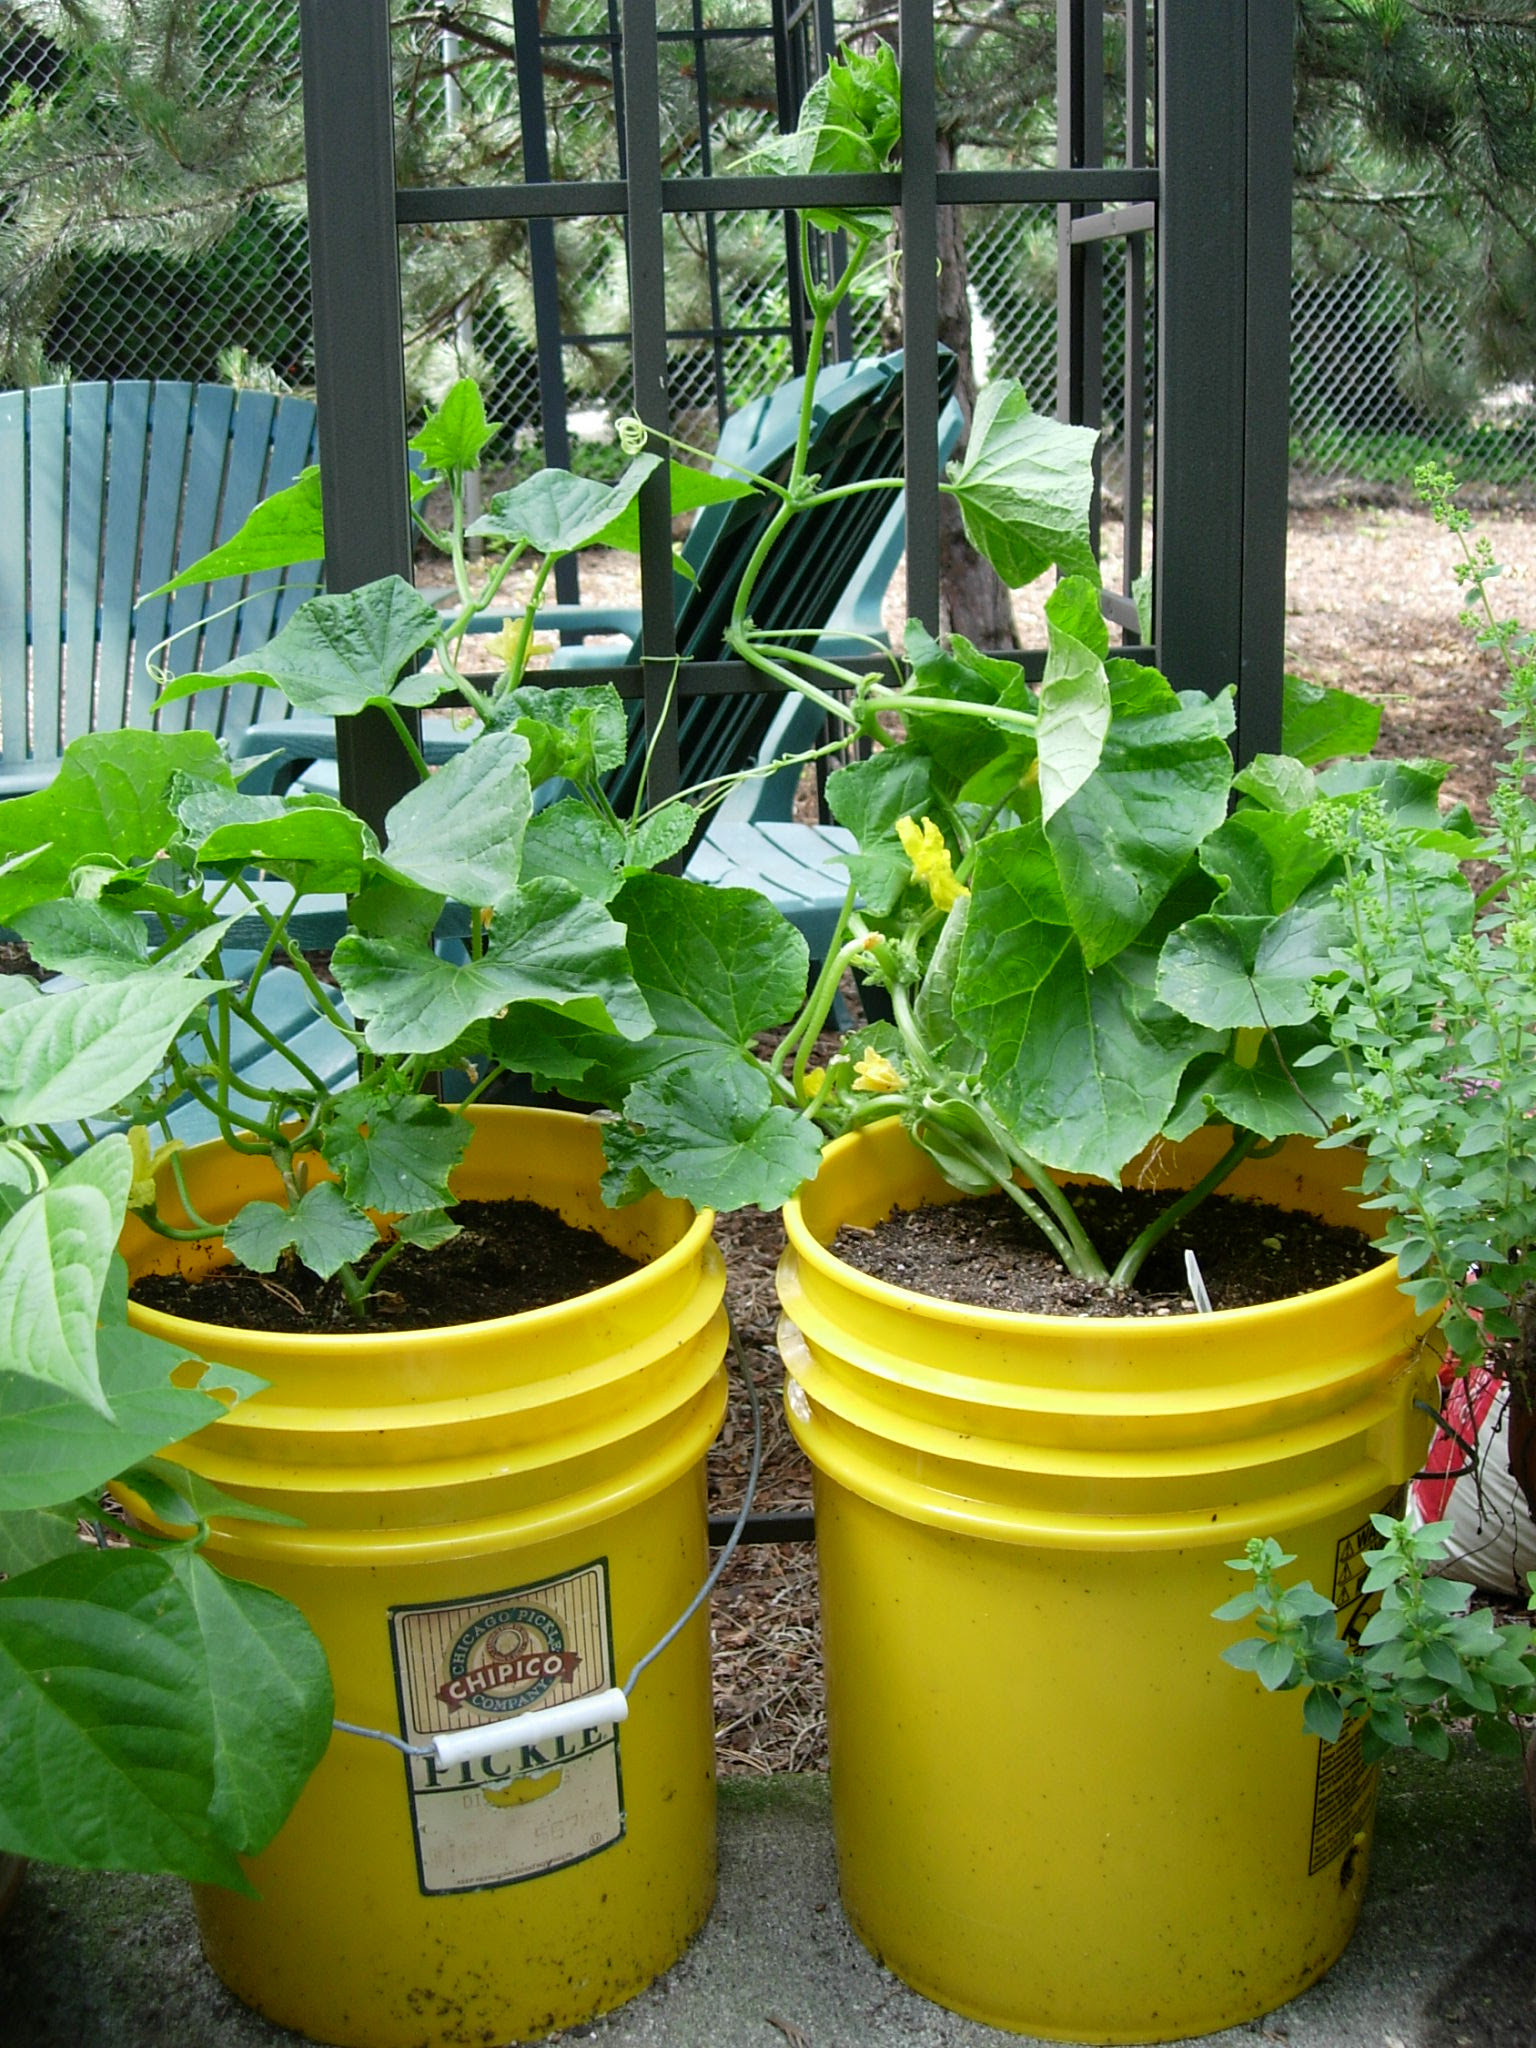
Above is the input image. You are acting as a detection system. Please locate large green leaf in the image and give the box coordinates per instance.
[1036,585,1112,823]
[325,1088,472,1217]
[616,872,809,1068]
[149,467,325,595]
[177,786,376,895]
[1198,807,1338,917]
[1282,672,1381,765]
[164,577,446,717]
[0,1144,130,1418]
[1163,1031,1354,1145]
[468,457,661,556]
[901,626,1035,797]
[497,683,629,788]
[1044,666,1235,967]
[0,1501,89,1577]
[376,729,531,904]
[0,1544,331,1882]
[519,801,628,903]
[601,1064,823,1212]
[0,731,236,923]
[223,1181,378,1281]
[953,823,1215,1181]
[0,1317,255,1516]
[163,1547,333,1856]
[11,902,234,988]
[333,878,650,1055]
[945,382,1099,589]
[1156,902,1344,1031]
[0,974,221,1126]
[587,460,758,556]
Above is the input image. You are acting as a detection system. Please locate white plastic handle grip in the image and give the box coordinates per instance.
[430,1686,630,1770]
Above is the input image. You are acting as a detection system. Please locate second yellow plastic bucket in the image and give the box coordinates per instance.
[777,1123,1440,2044]
[122,1106,727,2048]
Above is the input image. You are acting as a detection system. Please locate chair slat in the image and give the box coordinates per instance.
[0,391,30,779]
[98,382,153,731]
[24,385,69,763]
[130,382,197,733]
[58,386,112,751]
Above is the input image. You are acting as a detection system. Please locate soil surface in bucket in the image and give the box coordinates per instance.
[130,1197,642,1333]
[830,1183,1382,1317]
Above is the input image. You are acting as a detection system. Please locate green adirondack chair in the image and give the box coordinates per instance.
[0,379,323,797]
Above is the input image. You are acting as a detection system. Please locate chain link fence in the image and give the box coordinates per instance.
[2,0,1530,496]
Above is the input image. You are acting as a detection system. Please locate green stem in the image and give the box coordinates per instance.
[1108,1128,1264,1291]
[380,698,431,783]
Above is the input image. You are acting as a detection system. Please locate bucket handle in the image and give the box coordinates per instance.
[332,1321,763,1771]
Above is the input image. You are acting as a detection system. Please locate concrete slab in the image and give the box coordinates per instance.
[2,1751,1532,2048]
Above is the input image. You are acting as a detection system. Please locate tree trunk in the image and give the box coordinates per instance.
[935,127,1022,651]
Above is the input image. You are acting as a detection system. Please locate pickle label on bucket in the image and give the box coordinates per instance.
[1307,1501,1402,1877]
[389,1559,624,1895]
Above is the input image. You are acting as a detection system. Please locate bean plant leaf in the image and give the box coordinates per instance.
[0,1543,330,1884]
[223,1182,378,1281]
[468,457,661,556]
[0,1143,131,1418]
[1232,752,1315,815]
[0,1316,256,1515]
[1044,665,1235,967]
[1282,672,1381,765]
[163,1546,333,1856]
[161,577,446,716]
[375,729,531,904]
[945,381,1100,590]
[324,1089,472,1217]
[149,467,325,595]
[0,730,235,923]
[0,1502,89,1577]
[0,974,222,1126]
[410,378,501,474]
[601,1064,823,1213]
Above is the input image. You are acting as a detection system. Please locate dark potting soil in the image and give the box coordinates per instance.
[129,1197,642,1335]
[830,1181,1382,1317]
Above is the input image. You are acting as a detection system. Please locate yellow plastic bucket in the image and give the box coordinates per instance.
[122,1105,727,2048]
[777,1122,1440,2044]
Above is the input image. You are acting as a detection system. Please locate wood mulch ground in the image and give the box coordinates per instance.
[702,499,1536,1776]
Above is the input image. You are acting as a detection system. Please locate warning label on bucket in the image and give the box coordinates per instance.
[1306,1501,1401,1877]
[389,1559,624,1895]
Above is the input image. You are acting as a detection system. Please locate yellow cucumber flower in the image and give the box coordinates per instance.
[896,815,968,912]
[127,1126,185,1211]
[851,1048,903,1095]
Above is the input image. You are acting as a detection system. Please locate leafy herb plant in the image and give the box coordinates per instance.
[1312,464,1536,1364]
[1215,1517,1536,1763]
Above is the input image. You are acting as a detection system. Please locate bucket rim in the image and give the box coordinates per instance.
[784,1124,1432,1339]
[125,1104,717,1357]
